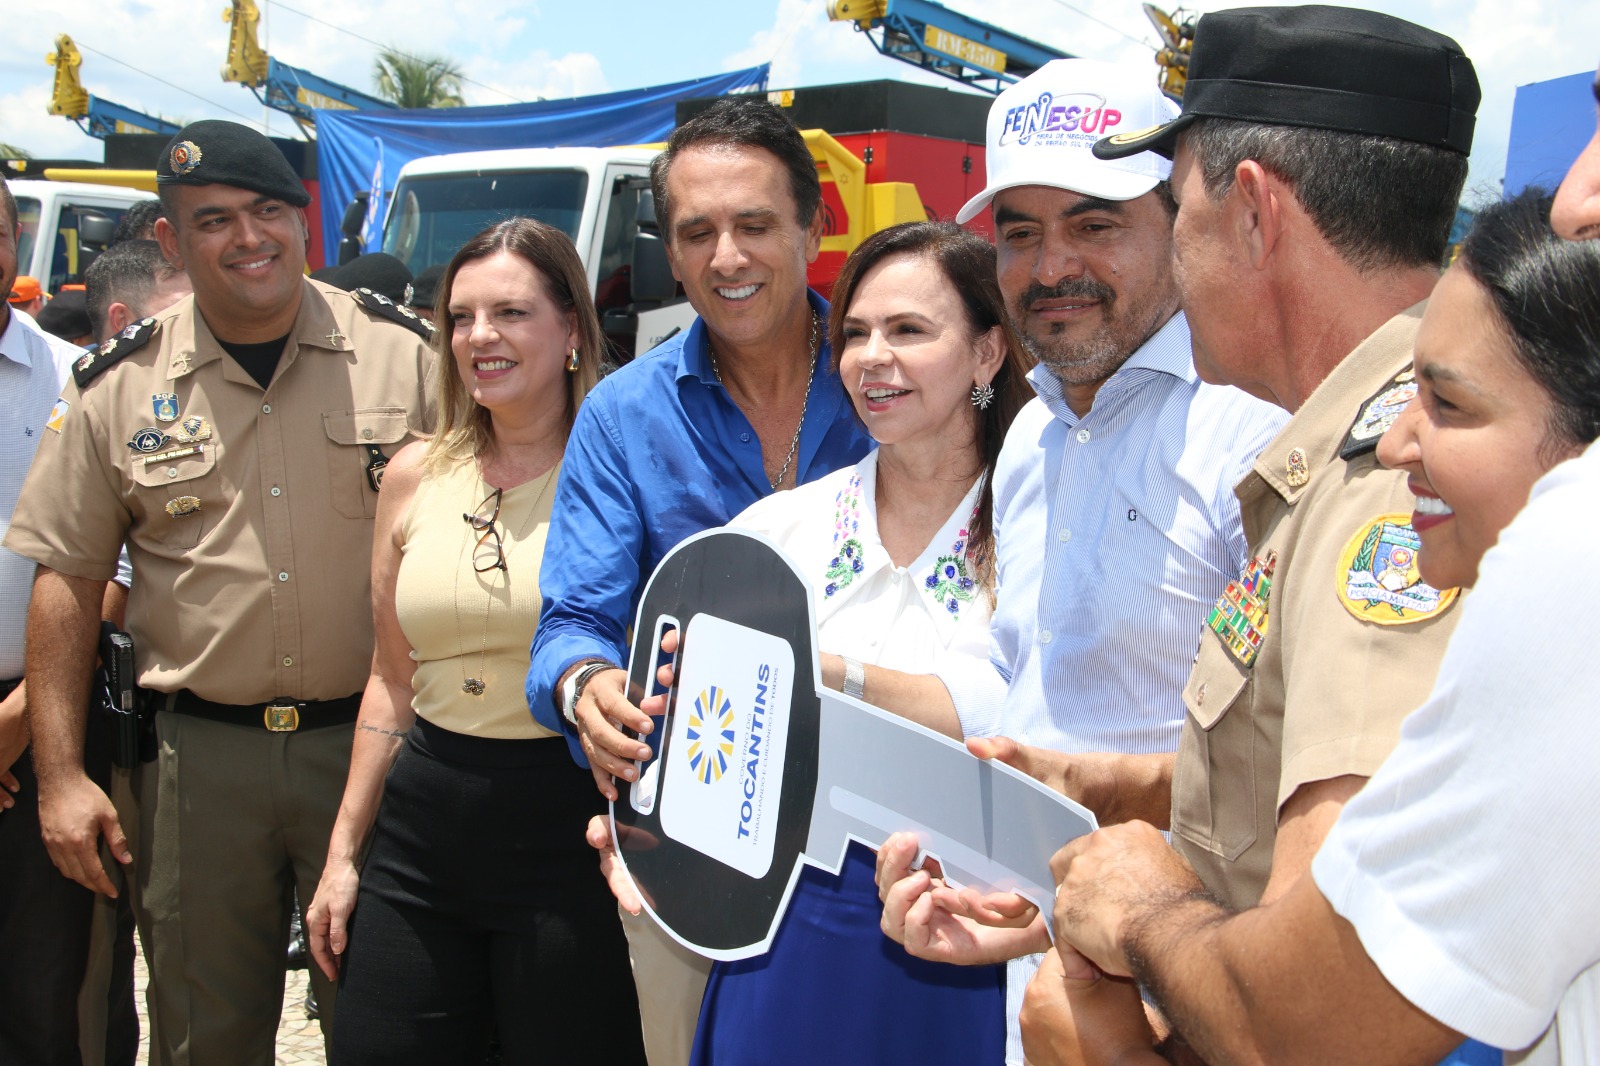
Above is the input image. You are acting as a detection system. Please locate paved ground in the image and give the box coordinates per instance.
[131,949,328,1064]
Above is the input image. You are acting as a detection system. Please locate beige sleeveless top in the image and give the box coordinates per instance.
[395,457,560,739]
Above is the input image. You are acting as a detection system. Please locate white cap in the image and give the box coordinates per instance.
[956,59,1180,223]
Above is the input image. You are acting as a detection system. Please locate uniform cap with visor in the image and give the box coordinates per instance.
[957,58,1180,224]
[1093,4,1479,161]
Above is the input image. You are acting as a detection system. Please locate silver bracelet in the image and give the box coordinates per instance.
[841,656,866,700]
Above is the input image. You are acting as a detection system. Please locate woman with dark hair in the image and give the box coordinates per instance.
[1379,189,1600,590]
[305,217,644,1064]
[683,221,1035,1063]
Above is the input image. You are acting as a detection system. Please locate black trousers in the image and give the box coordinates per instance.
[0,692,135,1066]
[329,718,646,1066]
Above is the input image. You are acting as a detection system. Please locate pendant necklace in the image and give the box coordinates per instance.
[708,310,819,489]
[453,463,556,696]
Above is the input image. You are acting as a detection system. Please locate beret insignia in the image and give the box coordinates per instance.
[169,140,203,176]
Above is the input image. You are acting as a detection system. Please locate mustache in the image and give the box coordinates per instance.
[1016,278,1117,307]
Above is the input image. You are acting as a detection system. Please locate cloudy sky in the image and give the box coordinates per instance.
[2,0,1596,202]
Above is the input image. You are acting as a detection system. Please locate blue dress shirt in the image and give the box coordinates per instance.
[528,291,872,758]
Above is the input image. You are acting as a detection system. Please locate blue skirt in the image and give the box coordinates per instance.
[690,842,1006,1065]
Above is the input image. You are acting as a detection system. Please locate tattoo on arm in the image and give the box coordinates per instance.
[357,721,407,739]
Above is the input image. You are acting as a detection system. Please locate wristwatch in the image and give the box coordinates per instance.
[560,660,617,728]
[841,656,866,700]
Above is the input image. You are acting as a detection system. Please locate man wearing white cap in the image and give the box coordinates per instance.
[872,58,1285,1064]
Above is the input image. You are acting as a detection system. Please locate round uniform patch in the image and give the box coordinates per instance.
[1336,513,1457,625]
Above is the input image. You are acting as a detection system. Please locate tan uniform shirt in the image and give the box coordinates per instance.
[4,279,433,705]
[1171,304,1462,910]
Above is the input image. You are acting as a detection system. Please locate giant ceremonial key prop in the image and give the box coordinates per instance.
[611,529,1097,959]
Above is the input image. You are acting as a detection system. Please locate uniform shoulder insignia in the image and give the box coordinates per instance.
[1335,512,1457,625]
[1339,366,1417,461]
[351,287,437,341]
[72,318,159,388]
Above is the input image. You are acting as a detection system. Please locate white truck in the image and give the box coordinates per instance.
[9,179,154,295]
[373,147,695,361]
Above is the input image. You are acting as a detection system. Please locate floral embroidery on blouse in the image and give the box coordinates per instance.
[924,522,978,617]
[824,473,866,598]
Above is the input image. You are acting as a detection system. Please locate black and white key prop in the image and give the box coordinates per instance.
[610,528,1096,960]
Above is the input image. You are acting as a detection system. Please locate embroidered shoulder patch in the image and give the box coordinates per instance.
[1339,367,1417,461]
[1335,513,1457,625]
[72,318,158,388]
[352,287,437,341]
[44,398,69,433]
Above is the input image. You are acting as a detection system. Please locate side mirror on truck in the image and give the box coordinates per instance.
[631,190,677,306]
[338,191,371,266]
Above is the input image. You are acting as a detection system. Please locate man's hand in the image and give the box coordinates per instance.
[586,813,645,915]
[307,858,360,981]
[1020,947,1162,1066]
[1049,821,1207,978]
[572,667,652,802]
[967,737,1171,828]
[875,832,1050,965]
[0,683,27,810]
[37,772,130,897]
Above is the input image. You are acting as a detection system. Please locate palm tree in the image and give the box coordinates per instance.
[0,143,30,160]
[373,47,466,109]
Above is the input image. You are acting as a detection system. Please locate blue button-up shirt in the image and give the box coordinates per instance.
[529,292,871,756]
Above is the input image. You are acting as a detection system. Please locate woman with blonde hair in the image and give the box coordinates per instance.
[307,217,644,1064]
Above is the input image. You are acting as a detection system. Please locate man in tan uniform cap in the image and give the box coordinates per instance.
[1009,6,1482,1060]
[4,119,433,1064]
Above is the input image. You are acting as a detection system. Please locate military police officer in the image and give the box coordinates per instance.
[5,120,433,1064]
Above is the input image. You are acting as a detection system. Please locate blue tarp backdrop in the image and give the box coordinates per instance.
[1505,70,1593,198]
[314,65,770,256]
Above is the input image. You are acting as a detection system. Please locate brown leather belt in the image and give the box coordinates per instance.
[166,691,362,732]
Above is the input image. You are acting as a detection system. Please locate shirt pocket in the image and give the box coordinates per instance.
[322,408,410,519]
[1170,630,1258,862]
[129,443,220,550]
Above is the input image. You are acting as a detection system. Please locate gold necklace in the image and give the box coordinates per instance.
[452,463,556,696]
[708,310,819,489]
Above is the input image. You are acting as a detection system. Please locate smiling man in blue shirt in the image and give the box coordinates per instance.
[526,96,869,1066]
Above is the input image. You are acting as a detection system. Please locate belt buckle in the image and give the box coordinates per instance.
[264,701,300,732]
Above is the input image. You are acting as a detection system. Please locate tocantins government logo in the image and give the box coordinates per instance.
[685,686,736,784]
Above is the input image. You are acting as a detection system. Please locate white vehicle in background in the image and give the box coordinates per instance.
[372,147,694,362]
[9,179,153,294]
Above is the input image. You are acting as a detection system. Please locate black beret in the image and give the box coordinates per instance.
[37,289,93,342]
[156,119,312,208]
[1095,5,1480,161]
[410,264,445,310]
[333,253,414,305]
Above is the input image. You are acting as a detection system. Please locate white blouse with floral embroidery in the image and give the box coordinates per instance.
[727,449,1006,737]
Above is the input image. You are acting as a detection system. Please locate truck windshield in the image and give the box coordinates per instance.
[14,197,40,280]
[382,170,588,278]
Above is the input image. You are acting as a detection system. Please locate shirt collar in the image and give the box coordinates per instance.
[1027,310,1193,425]
[0,309,32,368]
[164,280,340,381]
[675,288,832,387]
[819,450,987,642]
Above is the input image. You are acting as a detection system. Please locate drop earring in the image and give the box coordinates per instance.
[566,348,580,372]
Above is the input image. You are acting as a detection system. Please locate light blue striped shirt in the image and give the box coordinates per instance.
[942,311,1287,1064]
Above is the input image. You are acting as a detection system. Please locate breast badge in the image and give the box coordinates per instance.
[127,427,173,454]
[1336,514,1457,624]
[1207,551,1276,667]
[164,496,202,518]
[153,393,180,422]
[173,416,212,443]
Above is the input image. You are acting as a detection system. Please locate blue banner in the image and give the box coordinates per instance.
[1505,69,1593,198]
[315,65,770,256]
